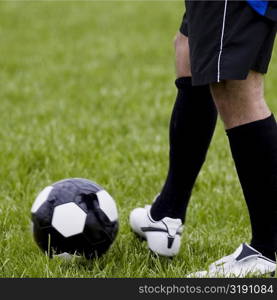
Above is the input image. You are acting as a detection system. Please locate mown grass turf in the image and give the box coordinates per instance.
[0,0,276,278]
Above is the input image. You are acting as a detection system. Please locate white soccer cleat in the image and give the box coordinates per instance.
[188,243,276,278]
[129,205,183,257]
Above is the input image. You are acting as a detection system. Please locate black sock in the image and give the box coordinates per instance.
[227,115,277,261]
[150,77,218,222]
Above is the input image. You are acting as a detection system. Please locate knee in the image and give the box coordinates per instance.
[210,82,243,128]
[174,32,191,78]
[210,76,270,129]
[210,81,242,117]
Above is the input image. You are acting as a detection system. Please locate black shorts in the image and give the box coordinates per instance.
[179,1,277,86]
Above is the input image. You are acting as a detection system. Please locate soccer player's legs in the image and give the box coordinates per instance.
[211,71,277,259]
[149,35,217,223]
[198,72,277,277]
[211,72,270,129]
[174,32,191,78]
[129,14,218,256]
[185,1,277,276]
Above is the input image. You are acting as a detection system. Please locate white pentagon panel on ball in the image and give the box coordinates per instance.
[31,186,54,213]
[51,203,87,238]
[96,190,118,222]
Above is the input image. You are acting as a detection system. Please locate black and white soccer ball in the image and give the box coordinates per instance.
[31,178,119,259]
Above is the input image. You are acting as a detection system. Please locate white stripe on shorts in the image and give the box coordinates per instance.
[217,0,228,82]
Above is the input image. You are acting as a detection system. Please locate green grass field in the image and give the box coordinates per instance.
[0,0,276,278]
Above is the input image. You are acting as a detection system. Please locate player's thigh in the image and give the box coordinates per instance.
[210,71,264,105]
[174,32,191,78]
[210,71,270,128]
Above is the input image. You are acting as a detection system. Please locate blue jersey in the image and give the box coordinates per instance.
[247,0,277,21]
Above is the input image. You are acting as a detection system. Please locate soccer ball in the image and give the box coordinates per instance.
[31,178,119,259]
